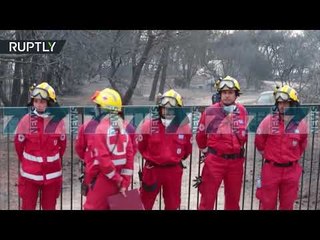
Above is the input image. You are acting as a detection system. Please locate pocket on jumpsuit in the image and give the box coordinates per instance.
[142,167,157,192]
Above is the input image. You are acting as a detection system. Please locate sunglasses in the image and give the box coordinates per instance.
[31,88,49,100]
[160,97,177,107]
[275,92,290,102]
[218,80,235,90]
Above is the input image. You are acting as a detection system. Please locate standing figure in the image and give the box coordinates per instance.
[14,82,66,210]
[255,85,308,210]
[76,88,135,210]
[138,89,192,210]
[196,76,248,210]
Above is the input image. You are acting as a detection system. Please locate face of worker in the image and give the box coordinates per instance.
[33,98,48,113]
[220,89,237,106]
[277,100,290,114]
[160,103,175,120]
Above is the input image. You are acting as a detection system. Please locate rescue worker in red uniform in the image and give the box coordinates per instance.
[138,89,192,210]
[76,88,135,210]
[14,82,67,210]
[255,85,308,210]
[196,76,248,210]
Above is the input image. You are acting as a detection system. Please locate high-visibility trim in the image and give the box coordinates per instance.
[20,168,62,181]
[47,153,60,162]
[93,159,99,165]
[20,168,43,181]
[112,158,126,166]
[46,170,62,180]
[23,151,43,163]
[106,170,115,179]
[121,169,133,176]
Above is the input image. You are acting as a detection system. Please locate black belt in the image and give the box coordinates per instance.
[207,147,243,160]
[146,160,182,168]
[265,160,297,167]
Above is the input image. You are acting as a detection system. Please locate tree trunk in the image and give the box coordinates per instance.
[159,42,170,94]
[158,31,172,94]
[185,65,192,88]
[0,80,10,106]
[149,59,162,101]
[11,61,22,106]
[19,58,33,106]
[123,31,155,105]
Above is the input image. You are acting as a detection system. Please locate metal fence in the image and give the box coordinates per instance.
[0,105,319,210]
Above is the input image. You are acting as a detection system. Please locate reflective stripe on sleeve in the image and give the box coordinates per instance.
[106,170,115,179]
[112,158,126,166]
[121,168,133,176]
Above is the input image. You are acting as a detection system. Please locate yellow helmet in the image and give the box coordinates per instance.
[274,85,299,102]
[213,78,222,91]
[218,76,241,92]
[30,82,57,102]
[159,89,183,107]
[91,88,122,112]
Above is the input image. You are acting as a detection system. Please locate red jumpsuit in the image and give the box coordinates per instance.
[138,117,192,210]
[196,102,248,210]
[76,115,135,210]
[14,111,66,210]
[255,113,308,210]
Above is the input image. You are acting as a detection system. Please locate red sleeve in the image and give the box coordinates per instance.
[300,133,308,155]
[299,120,308,154]
[126,123,138,157]
[14,115,27,162]
[137,120,150,158]
[58,121,67,157]
[75,124,86,160]
[254,116,270,153]
[184,126,193,159]
[121,135,134,189]
[196,111,207,150]
[234,105,248,146]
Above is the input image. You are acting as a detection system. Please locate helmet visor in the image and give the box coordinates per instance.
[31,88,49,100]
[275,92,290,102]
[160,97,177,107]
[218,80,235,90]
